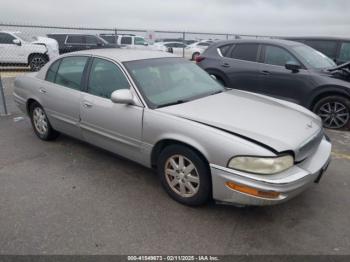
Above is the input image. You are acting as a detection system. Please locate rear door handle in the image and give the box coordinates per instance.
[221,62,230,68]
[261,70,271,75]
[83,101,93,108]
[39,88,47,94]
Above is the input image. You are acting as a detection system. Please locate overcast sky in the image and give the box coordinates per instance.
[1,0,350,37]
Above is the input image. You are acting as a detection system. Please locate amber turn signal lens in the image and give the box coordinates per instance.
[225,181,280,199]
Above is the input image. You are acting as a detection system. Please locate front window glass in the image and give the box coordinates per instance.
[66,35,84,44]
[339,42,350,62]
[135,37,146,45]
[55,56,88,90]
[85,36,98,45]
[293,45,336,69]
[264,45,298,66]
[88,58,130,99]
[124,58,225,108]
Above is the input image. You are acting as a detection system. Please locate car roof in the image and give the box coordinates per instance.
[212,38,303,47]
[64,48,180,62]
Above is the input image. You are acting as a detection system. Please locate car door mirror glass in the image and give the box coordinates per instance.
[111,89,134,104]
[285,61,301,72]
[13,39,21,46]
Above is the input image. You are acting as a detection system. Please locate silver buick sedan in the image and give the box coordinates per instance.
[13,49,332,206]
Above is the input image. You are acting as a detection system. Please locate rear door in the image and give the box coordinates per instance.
[258,44,312,104]
[220,43,262,92]
[80,57,144,160]
[41,56,89,139]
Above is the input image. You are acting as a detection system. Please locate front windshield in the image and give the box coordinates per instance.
[293,45,336,69]
[124,58,225,108]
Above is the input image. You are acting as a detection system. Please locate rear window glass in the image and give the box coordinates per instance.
[46,59,61,82]
[55,56,88,90]
[218,44,233,57]
[230,44,259,62]
[66,35,84,44]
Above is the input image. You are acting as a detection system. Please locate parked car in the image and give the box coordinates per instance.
[197,39,350,129]
[185,41,212,60]
[152,41,187,55]
[47,33,116,54]
[13,49,331,206]
[0,31,59,71]
[284,37,350,65]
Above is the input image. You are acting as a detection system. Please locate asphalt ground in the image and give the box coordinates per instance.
[0,75,350,255]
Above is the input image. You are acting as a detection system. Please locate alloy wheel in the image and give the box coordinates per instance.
[164,154,200,198]
[318,101,350,129]
[33,107,48,135]
[30,56,46,71]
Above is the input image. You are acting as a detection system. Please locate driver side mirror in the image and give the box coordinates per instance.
[285,61,301,73]
[13,39,21,46]
[111,89,134,105]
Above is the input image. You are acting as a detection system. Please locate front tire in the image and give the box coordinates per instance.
[157,145,211,206]
[313,96,350,129]
[29,102,59,140]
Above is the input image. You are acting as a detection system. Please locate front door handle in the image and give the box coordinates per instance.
[39,88,47,94]
[83,101,93,108]
[261,70,271,75]
[221,62,230,68]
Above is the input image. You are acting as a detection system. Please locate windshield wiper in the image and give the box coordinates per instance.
[156,100,187,108]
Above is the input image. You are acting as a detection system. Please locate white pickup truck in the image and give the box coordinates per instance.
[0,31,59,71]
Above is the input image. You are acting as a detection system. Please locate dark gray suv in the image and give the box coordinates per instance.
[197,39,350,129]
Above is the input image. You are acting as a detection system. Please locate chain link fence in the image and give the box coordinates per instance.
[0,22,276,115]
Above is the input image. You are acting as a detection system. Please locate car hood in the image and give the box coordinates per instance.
[157,90,322,159]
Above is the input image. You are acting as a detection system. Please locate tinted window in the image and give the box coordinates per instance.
[55,56,88,90]
[100,35,117,44]
[218,44,234,57]
[88,58,129,99]
[85,35,98,45]
[264,45,298,66]
[66,35,84,44]
[304,40,338,59]
[0,33,15,44]
[45,60,61,82]
[339,42,350,62]
[121,36,132,45]
[230,44,259,62]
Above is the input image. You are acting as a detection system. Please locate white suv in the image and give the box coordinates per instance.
[0,31,59,71]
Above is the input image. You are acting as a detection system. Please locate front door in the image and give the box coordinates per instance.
[258,44,312,104]
[80,57,144,161]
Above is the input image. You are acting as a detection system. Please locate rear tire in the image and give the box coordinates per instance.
[29,54,48,71]
[157,144,211,206]
[313,95,350,129]
[29,102,59,140]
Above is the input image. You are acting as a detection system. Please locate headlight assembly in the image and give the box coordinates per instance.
[228,155,294,175]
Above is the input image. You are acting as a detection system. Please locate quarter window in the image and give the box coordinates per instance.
[264,45,298,66]
[55,56,88,90]
[88,58,129,99]
[339,42,350,62]
[0,33,15,44]
[45,59,61,83]
[218,44,234,57]
[230,44,259,62]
